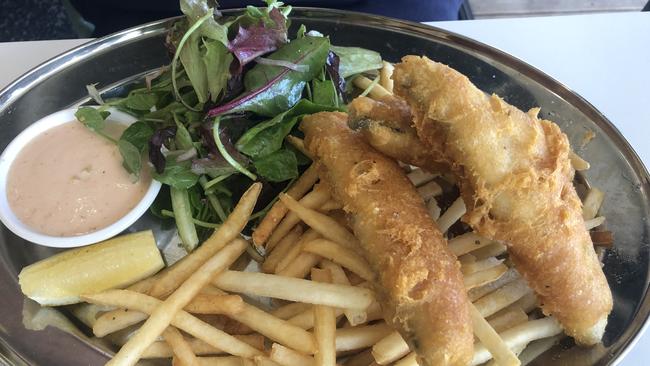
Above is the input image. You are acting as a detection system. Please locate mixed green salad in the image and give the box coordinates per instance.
[75,0,384,252]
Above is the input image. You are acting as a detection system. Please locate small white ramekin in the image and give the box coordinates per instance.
[0,108,161,248]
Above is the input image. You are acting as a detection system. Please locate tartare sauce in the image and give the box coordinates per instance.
[6,122,152,236]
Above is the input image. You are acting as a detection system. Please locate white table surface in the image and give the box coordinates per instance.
[1,10,648,365]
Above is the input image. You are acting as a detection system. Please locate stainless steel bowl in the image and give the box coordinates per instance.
[0,8,648,366]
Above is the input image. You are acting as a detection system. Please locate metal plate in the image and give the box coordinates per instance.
[0,8,648,366]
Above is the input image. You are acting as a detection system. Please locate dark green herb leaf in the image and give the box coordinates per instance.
[207,36,330,117]
[154,153,199,189]
[75,107,109,132]
[124,93,159,111]
[120,121,154,153]
[236,99,340,158]
[118,139,142,179]
[175,120,194,150]
[253,149,298,182]
[285,140,311,166]
[330,45,382,78]
[312,78,338,107]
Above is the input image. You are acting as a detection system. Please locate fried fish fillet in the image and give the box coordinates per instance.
[348,96,447,173]
[390,56,612,345]
[301,112,473,366]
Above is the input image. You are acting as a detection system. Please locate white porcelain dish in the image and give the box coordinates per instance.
[0,108,161,248]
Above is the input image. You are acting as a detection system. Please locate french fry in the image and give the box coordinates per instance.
[379,61,394,93]
[93,292,243,337]
[222,300,317,354]
[271,302,312,320]
[143,335,265,358]
[254,164,320,248]
[371,331,410,365]
[436,197,466,234]
[393,352,418,366]
[487,307,529,333]
[276,230,320,273]
[270,343,315,366]
[82,290,263,360]
[406,169,438,187]
[468,268,520,302]
[464,263,508,290]
[343,349,375,366]
[353,75,392,99]
[426,198,441,221]
[277,252,321,279]
[471,317,563,365]
[212,271,375,310]
[184,293,245,315]
[582,187,604,220]
[518,335,563,365]
[94,309,148,337]
[312,268,337,366]
[302,239,375,281]
[448,232,494,257]
[181,357,245,366]
[286,135,312,159]
[164,327,200,366]
[513,292,539,313]
[320,260,367,326]
[461,257,504,275]
[585,216,605,230]
[253,357,283,366]
[416,180,443,200]
[280,194,360,250]
[267,187,331,248]
[319,200,342,211]
[471,242,507,260]
[569,151,590,171]
[149,183,262,299]
[68,303,105,328]
[474,278,533,318]
[469,303,520,366]
[262,226,303,273]
[335,323,393,352]
[106,237,251,366]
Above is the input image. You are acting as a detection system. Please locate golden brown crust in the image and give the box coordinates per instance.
[301,112,473,366]
[392,56,612,345]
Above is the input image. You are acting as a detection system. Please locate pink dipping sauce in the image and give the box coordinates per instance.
[6,122,152,236]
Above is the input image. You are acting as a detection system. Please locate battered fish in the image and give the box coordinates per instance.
[390,56,612,345]
[301,112,473,366]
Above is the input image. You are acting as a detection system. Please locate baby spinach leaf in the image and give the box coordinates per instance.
[120,121,154,153]
[154,153,199,189]
[253,149,298,182]
[75,107,110,132]
[180,29,209,104]
[236,99,339,158]
[330,45,382,78]
[207,36,330,117]
[118,139,142,179]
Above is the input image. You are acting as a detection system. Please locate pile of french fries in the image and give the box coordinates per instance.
[64,62,609,366]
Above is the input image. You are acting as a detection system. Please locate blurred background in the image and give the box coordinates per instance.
[0,0,649,41]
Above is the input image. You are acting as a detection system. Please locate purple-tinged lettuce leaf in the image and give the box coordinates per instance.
[228,8,288,73]
[326,51,346,101]
[149,127,177,174]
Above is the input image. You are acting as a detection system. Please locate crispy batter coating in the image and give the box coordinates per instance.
[348,96,448,172]
[392,56,612,345]
[301,112,473,366]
